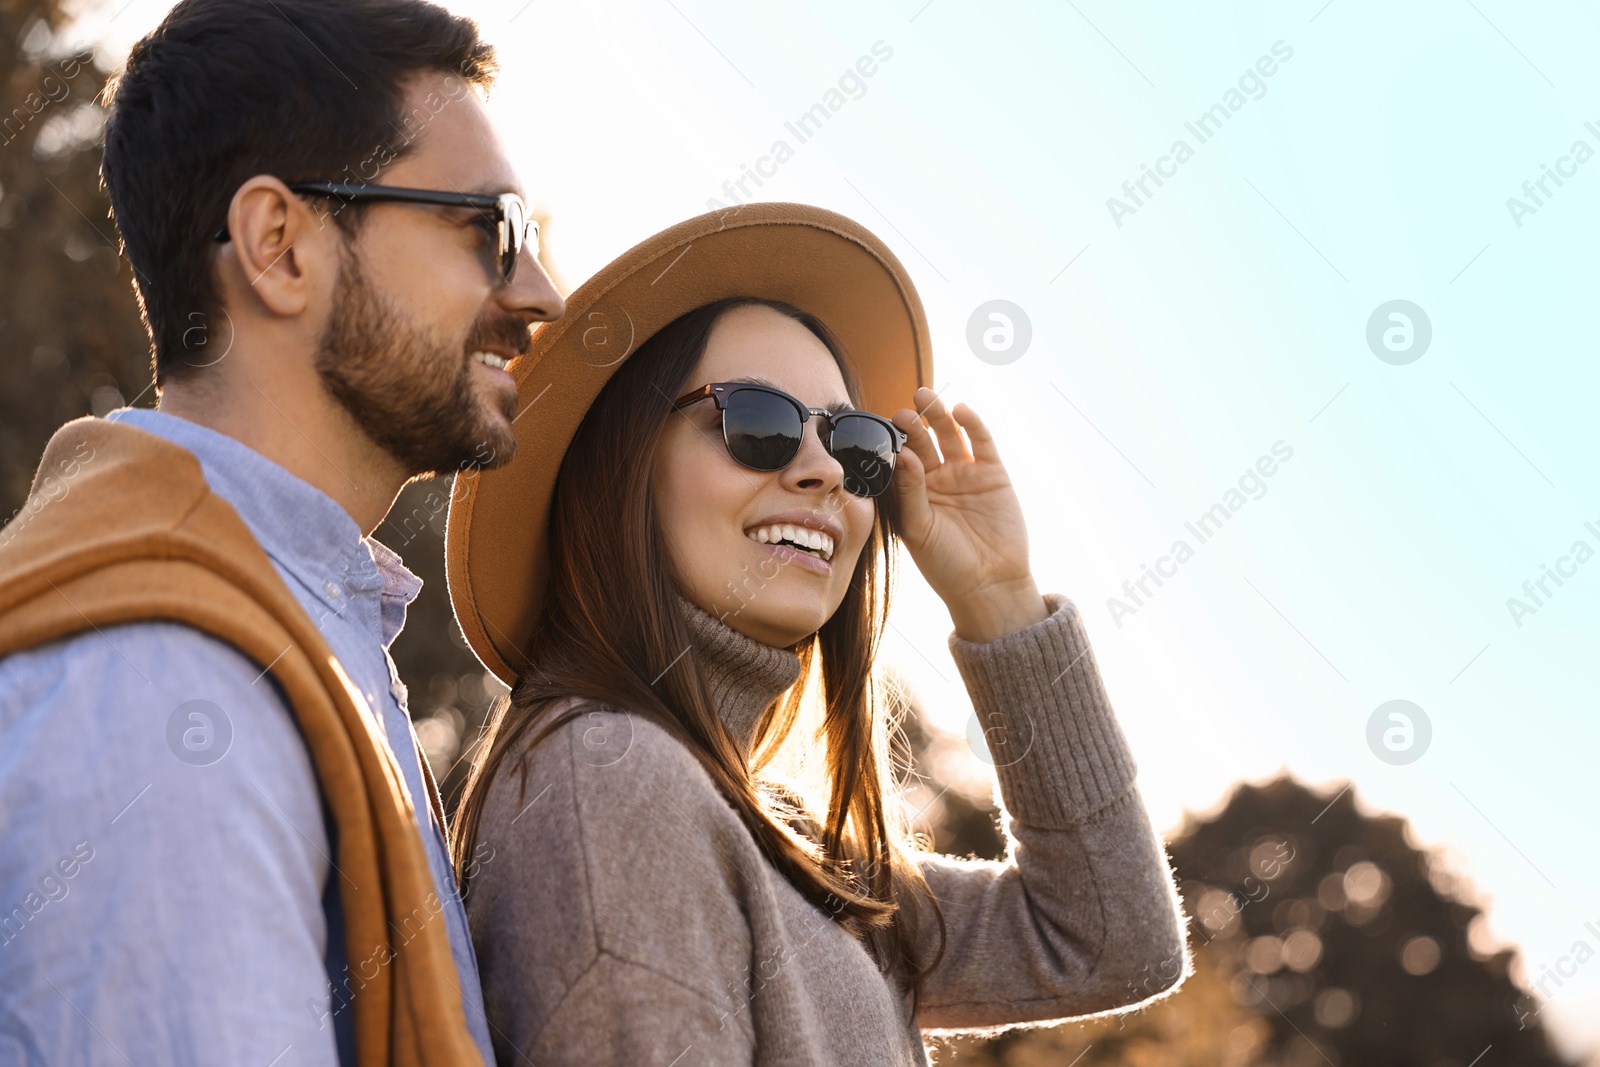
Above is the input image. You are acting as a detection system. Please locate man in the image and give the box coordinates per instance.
[0,0,562,1063]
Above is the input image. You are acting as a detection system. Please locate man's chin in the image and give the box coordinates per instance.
[395,415,517,480]
[459,410,519,474]
[474,432,518,472]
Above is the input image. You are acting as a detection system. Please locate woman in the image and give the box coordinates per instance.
[445,205,1186,1066]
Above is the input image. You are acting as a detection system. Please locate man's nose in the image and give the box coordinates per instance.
[500,245,565,325]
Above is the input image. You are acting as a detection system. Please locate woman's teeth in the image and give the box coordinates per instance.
[471,351,510,370]
[747,523,834,561]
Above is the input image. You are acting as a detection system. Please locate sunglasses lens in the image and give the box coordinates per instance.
[829,414,898,497]
[724,389,803,471]
[501,196,525,282]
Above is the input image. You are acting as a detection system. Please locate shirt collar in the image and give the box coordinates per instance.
[369,536,423,649]
[106,407,421,647]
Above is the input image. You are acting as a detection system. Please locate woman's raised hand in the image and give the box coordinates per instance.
[890,388,1048,643]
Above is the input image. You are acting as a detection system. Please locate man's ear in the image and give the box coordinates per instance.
[218,176,340,316]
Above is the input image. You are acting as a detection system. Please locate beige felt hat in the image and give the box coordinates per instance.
[445,202,934,685]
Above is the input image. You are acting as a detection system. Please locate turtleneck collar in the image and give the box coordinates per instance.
[677,595,803,758]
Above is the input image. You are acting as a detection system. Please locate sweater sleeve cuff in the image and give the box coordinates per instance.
[948,592,1137,827]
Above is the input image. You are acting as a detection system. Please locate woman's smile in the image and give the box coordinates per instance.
[749,537,832,575]
[743,512,843,576]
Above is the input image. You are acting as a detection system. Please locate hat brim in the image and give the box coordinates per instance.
[445,202,933,686]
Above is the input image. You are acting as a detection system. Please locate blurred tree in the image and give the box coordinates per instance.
[922,773,1575,1067]
[1,0,148,510]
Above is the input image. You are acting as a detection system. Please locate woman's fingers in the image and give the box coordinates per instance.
[898,390,998,469]
[951,402,1001,465]
[889,441,931,540]
[916,388,973,464]
[893,405,942,471]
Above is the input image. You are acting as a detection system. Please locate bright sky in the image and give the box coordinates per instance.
[79,0,1600,1055]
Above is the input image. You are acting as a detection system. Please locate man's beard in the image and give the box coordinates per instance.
[313,251,525,478]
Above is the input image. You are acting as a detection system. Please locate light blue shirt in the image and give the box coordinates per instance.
[0,409,494,1066]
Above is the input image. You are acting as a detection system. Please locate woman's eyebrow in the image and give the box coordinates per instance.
[726,376,855,413]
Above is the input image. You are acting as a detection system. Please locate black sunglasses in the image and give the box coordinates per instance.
[674,382,907,499]
[211,181,537,284]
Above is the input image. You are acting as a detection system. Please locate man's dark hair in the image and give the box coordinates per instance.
[101,0,497,384]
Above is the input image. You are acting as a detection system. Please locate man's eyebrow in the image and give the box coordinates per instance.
[479,191,528,206]
[725,376,854,414]
[446,176,527,201]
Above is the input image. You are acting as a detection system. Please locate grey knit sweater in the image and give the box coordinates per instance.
[466,594,1188,1066]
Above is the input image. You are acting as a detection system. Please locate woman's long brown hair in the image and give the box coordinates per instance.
[450,297,945,993]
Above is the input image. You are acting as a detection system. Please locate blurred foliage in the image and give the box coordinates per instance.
[1,0,150,507]
[916,772,1575,1067]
